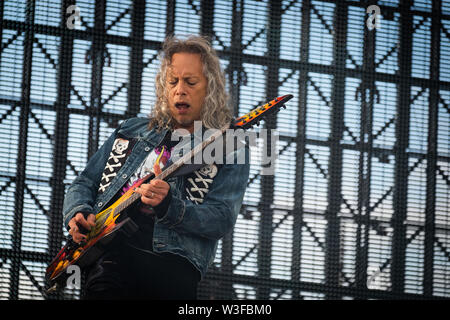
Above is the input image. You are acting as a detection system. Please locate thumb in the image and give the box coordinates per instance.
[153,161,162,176]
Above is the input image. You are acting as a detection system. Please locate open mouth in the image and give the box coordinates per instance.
[175,102,190,110]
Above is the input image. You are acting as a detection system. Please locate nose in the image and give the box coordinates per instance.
[174,81,187,96]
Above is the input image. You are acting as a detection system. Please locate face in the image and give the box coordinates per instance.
[166,52,207,133]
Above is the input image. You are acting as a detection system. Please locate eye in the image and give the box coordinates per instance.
[185,77,199,86]
[168,79,178,86]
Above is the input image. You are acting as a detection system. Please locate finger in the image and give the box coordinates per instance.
[86,214,96,227]
[140,194,159,205]
[74,213,93,231]
[140,189,164,204]
[68,224,77,235]
[73,233,86,244]
[68,225,86,243]
[139,184,163,199]
[68,218,79,233]
[135,186,153,198]
[68,219,76,230]
[137,183,152,191]
[149,181,170,195]
[150,179,168,188]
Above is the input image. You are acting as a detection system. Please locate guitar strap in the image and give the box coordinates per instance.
[98,134,136,195]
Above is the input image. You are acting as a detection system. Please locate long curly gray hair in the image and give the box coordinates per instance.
[149,35,232,130]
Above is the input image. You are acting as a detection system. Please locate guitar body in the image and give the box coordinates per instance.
[45,187,140,288]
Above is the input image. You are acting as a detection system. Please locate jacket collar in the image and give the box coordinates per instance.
[140,127,169,147]
[118,118,169,147]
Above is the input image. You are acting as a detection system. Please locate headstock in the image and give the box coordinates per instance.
[231,94,293,130]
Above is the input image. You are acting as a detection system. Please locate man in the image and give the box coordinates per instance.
[63,35,250,299]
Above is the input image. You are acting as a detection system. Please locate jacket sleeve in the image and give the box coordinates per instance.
[155,146,250,240]
[62,122,125,229]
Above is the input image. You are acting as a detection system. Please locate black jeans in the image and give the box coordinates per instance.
[82,244,200,300]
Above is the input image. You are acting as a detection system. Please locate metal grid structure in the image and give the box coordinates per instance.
[0,0,449,300]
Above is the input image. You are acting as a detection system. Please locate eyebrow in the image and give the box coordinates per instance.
[167,74,200,80]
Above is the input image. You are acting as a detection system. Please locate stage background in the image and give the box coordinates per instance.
[0,0,449,300]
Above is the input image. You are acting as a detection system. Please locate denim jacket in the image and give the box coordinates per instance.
[62,117,250,278]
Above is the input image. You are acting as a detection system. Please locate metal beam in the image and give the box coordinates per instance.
[355,0,377,290]
[0,0,4,62]
[214,0,244,300]
[423,0,441,296]
[201,0,214,39]
[10,0,35,301]
[391,0,413,294]
[46,0,76,299]
[4,19,450,91]
[127,0,145,117]
[324,0,348,299]
[227,0,244,117]
[166,0,175,37]
[291,0,311,300]
[87,0,106,159]
[256,0,282,300]
[204,269,446,300]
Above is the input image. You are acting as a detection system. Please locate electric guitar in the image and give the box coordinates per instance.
[45,94,293,292]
